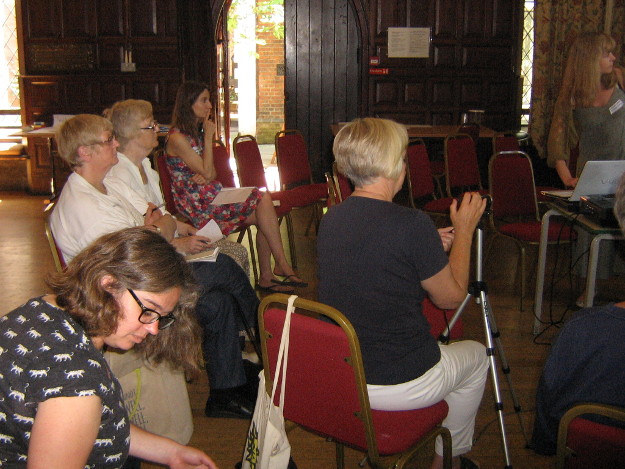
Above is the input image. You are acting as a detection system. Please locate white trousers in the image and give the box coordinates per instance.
[367,340,489,456]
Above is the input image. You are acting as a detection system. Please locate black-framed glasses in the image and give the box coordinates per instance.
[87,133,117,146]
[127,288,176,330]
[140,121,160,132]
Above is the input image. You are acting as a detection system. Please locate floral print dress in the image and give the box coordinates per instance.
[165,128,262,235]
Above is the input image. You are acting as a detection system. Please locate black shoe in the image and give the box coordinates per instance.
[205,392,255,419]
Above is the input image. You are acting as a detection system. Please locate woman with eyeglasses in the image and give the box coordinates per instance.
[165,81,306,293]
[0,227,217,468]
[103,99,250,275]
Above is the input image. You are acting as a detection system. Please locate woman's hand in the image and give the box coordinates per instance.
[167,446,219,469]
[144,202,164,226]
[438,226,455,252]
[202,113,217,146]
[191,173,207,185]
[171,235,213,254]
[176,221,197,237]
[449,192,486,235]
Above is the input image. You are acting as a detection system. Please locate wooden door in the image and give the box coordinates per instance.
[284,0,363,181]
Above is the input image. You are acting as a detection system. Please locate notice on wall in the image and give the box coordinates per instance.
[387,27,431,58]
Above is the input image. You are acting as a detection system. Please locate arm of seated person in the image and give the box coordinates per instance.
[128,424,217,469]
[167,132,216,182]
[28,395,102,469]
[144,203,176,240]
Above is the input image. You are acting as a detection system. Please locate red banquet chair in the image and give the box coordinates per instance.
[444,134,489,199]
[232,134,298,268]
[212,139,237,188]
[487,150,576,311]
[556,403,625,469]
[259,294,452,469]
[492,134,558,203]
[275,129,328,234]
[405,138,456,220]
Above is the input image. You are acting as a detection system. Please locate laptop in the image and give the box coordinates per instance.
[541,160,625,202]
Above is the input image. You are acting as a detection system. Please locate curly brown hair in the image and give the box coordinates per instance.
[46,227,203,377]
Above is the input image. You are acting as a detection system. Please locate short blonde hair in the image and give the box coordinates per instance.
[56,114,113,169]
[333,117,408,187]
[107,99,153,149]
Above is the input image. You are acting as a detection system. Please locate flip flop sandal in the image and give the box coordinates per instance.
[256,283,295,294]
[271,275,308,288]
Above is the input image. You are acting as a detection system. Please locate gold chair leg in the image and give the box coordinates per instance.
[285,213,297,269]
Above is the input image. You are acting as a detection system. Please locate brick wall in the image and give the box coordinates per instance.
[256,16,284,144]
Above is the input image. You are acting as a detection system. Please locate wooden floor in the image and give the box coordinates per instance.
[3,191,624,469]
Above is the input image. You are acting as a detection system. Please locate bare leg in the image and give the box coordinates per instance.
[245,192,304,283]
[255,230,293,291]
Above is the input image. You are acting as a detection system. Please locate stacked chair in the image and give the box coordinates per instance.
[443,134,489,198]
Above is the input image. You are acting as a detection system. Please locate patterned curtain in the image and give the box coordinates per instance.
[529,0,625,158]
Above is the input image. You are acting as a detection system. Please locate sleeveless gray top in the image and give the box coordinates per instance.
[574,86,625,176]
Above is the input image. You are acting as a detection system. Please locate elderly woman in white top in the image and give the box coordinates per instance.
[104,99,249,274]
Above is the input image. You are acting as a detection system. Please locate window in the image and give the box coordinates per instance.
[520,1,534,128]
[0,1,20,150]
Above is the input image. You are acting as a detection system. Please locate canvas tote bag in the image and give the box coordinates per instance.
[241,295,296,469]
[104,348,194,444]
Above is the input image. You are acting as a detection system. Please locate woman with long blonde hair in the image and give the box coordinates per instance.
[548,32,625,187]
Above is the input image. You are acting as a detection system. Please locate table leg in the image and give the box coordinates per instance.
[584,234,620,307]
[533,209,558,335]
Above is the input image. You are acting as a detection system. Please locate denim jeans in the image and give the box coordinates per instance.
[190,253,259,390]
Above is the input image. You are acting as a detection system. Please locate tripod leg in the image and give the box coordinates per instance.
[480,290,513,468]
[482,294,530,447]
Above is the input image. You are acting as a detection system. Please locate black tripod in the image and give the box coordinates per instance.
[439,205,529,469]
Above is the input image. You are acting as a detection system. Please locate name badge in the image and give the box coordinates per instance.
[609,99,623,114]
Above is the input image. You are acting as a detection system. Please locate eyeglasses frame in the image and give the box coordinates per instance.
[127,288,176,330]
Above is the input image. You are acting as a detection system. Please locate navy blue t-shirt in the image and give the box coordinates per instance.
[317,196,448,385]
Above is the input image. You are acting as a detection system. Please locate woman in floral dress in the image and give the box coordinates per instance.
[165,81,306,292]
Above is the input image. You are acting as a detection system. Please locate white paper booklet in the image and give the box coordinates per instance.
[195,219,224,243]
[185,247,220,262]
[211,187,255,205]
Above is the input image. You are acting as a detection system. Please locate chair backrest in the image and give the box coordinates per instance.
[275,129,313,188]
[213,140,237,188]
[153,149,178,215]
[331,161,353,203]
[488,150,538,220]
[233,134,269,189]
[325,171,339,206]
[557,403,625,469]
[444,133,483,196]
[458,123,480,144]
[405,138,436,203]
[493,134,520,153]
[44,202,66,273]
[259,294,381,456]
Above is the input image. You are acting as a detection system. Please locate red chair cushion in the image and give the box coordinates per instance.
[276,183,327,207]
[565,417,625,469]
[498,221,576,242]
[372,401,449,455]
